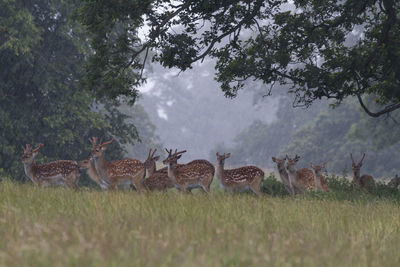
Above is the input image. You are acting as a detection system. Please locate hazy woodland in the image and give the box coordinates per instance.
[1,0,400,266]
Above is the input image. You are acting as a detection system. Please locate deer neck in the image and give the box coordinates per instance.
[147,163,157,177]
[286,165,299,192]
[277,163,289,185]
[87,160,107,189]
[167,162,178,184]
[23,161,37,183]
[215,161,226,185]
[313,170,323,190]
[93,154,109,181]
[352,168,361,186]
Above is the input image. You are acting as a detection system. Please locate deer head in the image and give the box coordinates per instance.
[350,153,366,176]
[144,148,160,170]
[272,156,286,171]
[309,162,326,173]
[285,154,300,173]
[163,148,186,167]
[216,152,230,166]
[91,138,115,159]
[78,159,91,169]
[20,143,44,163]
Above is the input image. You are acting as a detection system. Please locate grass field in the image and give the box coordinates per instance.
[0,177,400,267]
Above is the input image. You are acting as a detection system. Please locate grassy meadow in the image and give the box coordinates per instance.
[0,176,400,266]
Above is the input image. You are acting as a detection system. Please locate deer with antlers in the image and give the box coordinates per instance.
[163,149,215,193]
[90,137,146,191]
[142,148,174,191]
[350,153,375,189]
[78,137,109,189]
[309,163,328,191]
[20,143,80,189]
[272,157,292,194]
[216,153,264,196]
[285,155,315,194]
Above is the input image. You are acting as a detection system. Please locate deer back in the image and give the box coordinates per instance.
[33,160,79,178]
[296,168,315,190]
[360,174,375,189]
[105,158,145,178]
[174,160,215,184]
[223,166,264,186]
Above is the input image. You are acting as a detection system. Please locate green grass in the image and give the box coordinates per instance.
[1,177,400,266]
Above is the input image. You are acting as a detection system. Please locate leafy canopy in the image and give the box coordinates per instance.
[78,0,400,117]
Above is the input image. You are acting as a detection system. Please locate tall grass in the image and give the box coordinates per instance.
[0,177,400,266]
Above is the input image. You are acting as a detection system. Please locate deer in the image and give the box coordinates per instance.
[90,137,146,191]
[388,174,400,188]
[350,153,375,189]
[162,149,215,193]
[142,148,174,191]
[285,155,315,194]
[20,143,80,189]
[216,153,264,196]
[271,157,292,194]
[309,162,328,191]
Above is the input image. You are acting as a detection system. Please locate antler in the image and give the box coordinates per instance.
[350,153,355,166]
[32,143,44,153]
[21,144,29,153]
[88,137,99,147]
[172,150,186,157]
[165,148,172,157]
[359,153,366,165]
[99,138,115,147]
[147,148,158,161]
[151,148,157,158]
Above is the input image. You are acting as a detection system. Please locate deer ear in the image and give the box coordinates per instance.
[272,157,276,162]
[216,152,219,156]
[226,153,231,158]
[177,155,182,160]
[310,162,313,168]
[154,156,160,161]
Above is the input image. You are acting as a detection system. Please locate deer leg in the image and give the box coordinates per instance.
[200,183,210,193]
[226,187,234,194]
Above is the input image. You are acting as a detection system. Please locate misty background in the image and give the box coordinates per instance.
[126,59,400,178]
[2,0,400,182]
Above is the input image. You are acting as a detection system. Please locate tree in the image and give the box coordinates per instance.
[0,0,141,180]
[78,0,400,117]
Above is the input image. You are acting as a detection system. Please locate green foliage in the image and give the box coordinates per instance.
[261,174,289,197]
[0,0,159,181]
[77,0,400,116]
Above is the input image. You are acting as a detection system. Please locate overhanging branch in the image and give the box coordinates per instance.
[357,94,400,117]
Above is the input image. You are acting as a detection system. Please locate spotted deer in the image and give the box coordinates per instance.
[350,153,375,189]
[285,155,315,194]
[216,153,264,196]
[90,138,145,191]
[162,149,215,193]
[271,157,292,194]
[142,148,174,191]
[78,159,108,190]
[20,143,80,189]
[309,162,328,191]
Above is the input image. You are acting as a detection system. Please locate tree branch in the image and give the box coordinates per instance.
[357,94,400,117]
